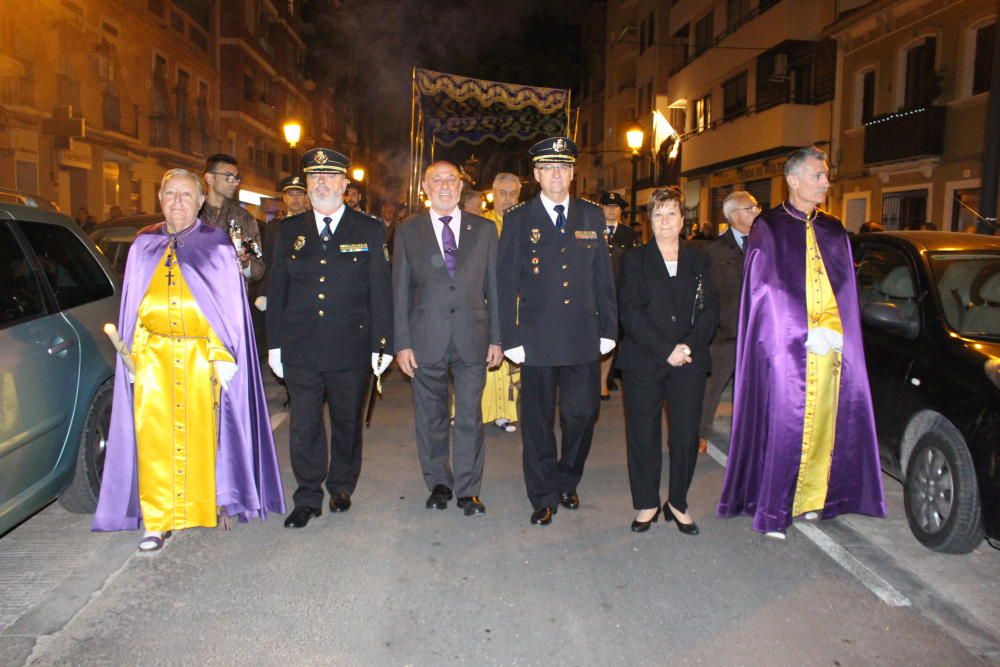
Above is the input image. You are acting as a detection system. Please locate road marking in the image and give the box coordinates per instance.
[706,441,911,608]
[270,411,288,431]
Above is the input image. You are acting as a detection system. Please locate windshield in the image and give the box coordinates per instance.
[929,252,1000,338]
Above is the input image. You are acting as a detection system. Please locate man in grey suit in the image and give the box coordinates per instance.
[393,161,504,516]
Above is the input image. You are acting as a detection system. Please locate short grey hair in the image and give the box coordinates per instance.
[722,190,755,221]
[784,146,828,177]
[492,172,521,189]
[160,168,204,198]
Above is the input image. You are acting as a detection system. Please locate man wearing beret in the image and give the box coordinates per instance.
[267,148,394,529]
[600,191,639,400]
[497,136,618,526]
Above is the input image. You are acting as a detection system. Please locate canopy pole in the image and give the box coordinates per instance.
[408,67,418,211]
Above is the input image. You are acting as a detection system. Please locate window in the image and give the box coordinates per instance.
[0,224,45,327]
[672,25,689,69]
[170,10,184,33]
[646,81,653,112]
[857,68,876,125]
[973,22,995,95]
[694,11,714,57]
[903,37,938,109]
[695,94,712,132]
[723,72,748,119]
[647,10,655,50]
[855,245,917,326]
[882,189,928,231]
[639,20,646,55]
[727,0,750,33]
[244,73,254,102]
[19,222,114,311]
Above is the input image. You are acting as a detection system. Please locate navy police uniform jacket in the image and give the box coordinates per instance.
[497,196,617,366]
[266,206,393,371]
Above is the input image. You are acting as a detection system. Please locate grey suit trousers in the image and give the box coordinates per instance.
[412,339,487,497]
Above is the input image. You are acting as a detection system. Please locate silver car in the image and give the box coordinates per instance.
[0,203,120,536]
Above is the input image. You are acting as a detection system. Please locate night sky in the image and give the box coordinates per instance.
[309,0,589,202]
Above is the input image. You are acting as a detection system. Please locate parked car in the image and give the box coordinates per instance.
[855,231,1000,553]
[0,202,121,536]
[88,214,163,275]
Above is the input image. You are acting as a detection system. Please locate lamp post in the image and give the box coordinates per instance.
[282,121,302,173]
[626,122,645,224]
[351,166,365,183]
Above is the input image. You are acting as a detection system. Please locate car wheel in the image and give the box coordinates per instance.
[903,427,983,554]
[58,381,113,513]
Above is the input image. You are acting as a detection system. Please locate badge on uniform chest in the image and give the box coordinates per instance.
[339,243,369,253]
[530,228,541,244]
[575,230,598,240]
[293,235,306,251]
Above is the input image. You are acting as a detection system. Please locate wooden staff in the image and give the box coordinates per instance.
[103,323,136,376]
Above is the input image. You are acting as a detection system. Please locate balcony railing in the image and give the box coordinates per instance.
[863,106,945,165]
[150,114,170,147]
[0,76,34,107]
[56,74,80,110]
[669,0,781,76]
[679,90,826,140]
[103,92,121,132]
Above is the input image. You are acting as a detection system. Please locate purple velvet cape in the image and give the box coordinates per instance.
[92,220,285,531]
[716,204,886,533]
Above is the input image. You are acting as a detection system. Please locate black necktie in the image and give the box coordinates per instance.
[554,204,566,234]
[321,216,332,250]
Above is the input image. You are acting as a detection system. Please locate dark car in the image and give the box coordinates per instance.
[88,214,163,275]
[0,202,121,535]
[855,231,1000,553]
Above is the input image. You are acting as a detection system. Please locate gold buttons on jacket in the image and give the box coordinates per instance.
[318,310,325,317]
[318,293,326,300]
[563,298,571,304]
[562,264,568,270]
[563,281,569,287]
[319,276,326,282]
[320,259,328,265]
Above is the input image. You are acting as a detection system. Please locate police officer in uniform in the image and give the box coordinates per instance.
[497,137,618,526]
[600,191,639,398]
[267,148,394,528]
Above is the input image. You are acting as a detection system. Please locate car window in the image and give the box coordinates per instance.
[0,224,46,327]
[18,221,114,311]
[856,245,918,323]
[929,252,1000,338]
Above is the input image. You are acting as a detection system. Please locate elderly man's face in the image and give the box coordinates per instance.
[493,180,521,214]
[727,196,759,234]
[533,163,573,201]
[787,157,830,209]
[423,163,463,214]
[282,189,309,216]
[307,172,347,213]
[380,203,396,224]
[159,176,204,231]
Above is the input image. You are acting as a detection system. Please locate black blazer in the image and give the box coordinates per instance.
[615,240,720,373]
[606,223,640,284]
[266,207,393,371]
[497,196,618,366]
[704,228,745,343]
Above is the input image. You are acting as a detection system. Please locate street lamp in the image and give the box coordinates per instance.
[283,121,302,174]
[351,166,365,183]
[626,122,645,223]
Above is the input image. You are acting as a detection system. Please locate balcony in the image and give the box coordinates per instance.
[863,106,945,165]
[56,75,80,110]
[102,91,121,132]
[1,75,34,107]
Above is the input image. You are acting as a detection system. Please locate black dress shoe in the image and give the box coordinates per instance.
[426,484,453,510]
[530,506,554,526]
[630,507,661,533]
[456,496,486,516]
[600,394,610,402]
[664,503,699,535]
[559,491,580,510]
[329,492,352,513]
[284,506,321,528]
[607,379,618,392]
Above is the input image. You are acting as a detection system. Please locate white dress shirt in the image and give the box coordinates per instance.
[539,193,571,227]
[430,207,462,258]
[313,205,347,238]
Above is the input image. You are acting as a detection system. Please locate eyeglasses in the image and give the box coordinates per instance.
[737,204,761,212]
[209,171,243,184]
[537,163,572,172]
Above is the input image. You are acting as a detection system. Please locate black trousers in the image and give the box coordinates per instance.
[284,364,369,509]
[623,367,706,512]
[520,362,600,510]
[699,339,736,439]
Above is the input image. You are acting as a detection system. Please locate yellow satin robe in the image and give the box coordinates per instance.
[131,247,234,532]
[792,219,844,515]
[481,210,519,423]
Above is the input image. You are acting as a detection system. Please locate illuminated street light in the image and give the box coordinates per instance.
[352,167,366,182]
[282,121,302,148]
[626,122,645,222]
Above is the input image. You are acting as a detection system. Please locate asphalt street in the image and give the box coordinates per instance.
[1,371,998,666]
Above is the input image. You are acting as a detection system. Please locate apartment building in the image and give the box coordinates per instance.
[828,0,996,231]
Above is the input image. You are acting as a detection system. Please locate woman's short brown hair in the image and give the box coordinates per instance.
[647,186,684,217]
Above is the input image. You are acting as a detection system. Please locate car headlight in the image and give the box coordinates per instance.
[986,359,1000,390]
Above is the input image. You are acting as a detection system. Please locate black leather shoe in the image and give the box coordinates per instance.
[329,492,352,513]
[600,394,610,402]
[664,503,699,535]
[284,506,321,528]
[559,491,580,510]
[456,496,486,516]
[631,507,661,533]
[426,484,453,510]
[607,379,618,392]
[530,506,554,526]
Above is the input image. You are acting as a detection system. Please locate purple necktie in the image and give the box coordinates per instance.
[440,215,457,278]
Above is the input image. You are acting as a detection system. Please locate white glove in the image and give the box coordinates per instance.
[599,338,616,355]
[805,327,844,356]
[254,296,267,312]
[372,352,393,376]
[128,371,136,384]
[268,348,284,379]
[214,360,238,391]
[504,346,525,365]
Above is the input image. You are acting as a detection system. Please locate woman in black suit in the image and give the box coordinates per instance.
[616,187,719,534]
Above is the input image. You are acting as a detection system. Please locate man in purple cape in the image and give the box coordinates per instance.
[717,147,885,537]
[93,171,285,536]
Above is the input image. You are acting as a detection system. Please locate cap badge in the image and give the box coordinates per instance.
[292,177,301,185]
[314,150,329,165]
[553,138,566,153]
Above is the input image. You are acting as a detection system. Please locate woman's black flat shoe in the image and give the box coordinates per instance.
[630,507,661,533]
[664,504,699,535]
